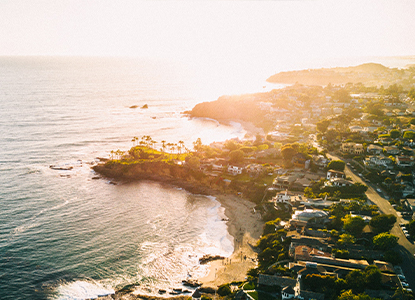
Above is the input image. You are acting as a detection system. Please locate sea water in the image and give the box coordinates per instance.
[1,56,414,300]
[0,56,277,300]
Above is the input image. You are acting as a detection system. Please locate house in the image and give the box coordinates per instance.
[282,286,295,300]
[402,183,415,198]
[291,209,329,224]
[274,190,298,204]
[380,170,396,179]
[365,156,394,170]
[273,175,298,189]
[384,146,400,155]
[246,163,265,176]
[367,144,383,155]
[363,126,378,133]
[293,245,331,261]
[258,274,296,290]
[313,155,330,169]
[301,197,338,209]
[349,125,364,132]
[227,165,243,176]
[326,169,345,180]
[289,236,330,252]
[309,256,369,270]
[292,153,310,169]
[325,178,353,187]
[403,198,415,212]
[341,143,364,155]
[396,156,415,168]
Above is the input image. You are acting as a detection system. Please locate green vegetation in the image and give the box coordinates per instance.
[243,282,256,290]
[372,232,399,250]
[369,214,396,234]
[327,160,346,172]
[342,215,366,237]
[256,228,289,270]
[302,265,383,299]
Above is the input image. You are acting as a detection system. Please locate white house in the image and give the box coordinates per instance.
[227,165,243,176]
[327,169,345,180]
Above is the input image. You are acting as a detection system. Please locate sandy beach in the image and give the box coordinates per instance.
[198,194,264,287]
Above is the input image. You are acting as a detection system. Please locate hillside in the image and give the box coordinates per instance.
[266,63,412,87]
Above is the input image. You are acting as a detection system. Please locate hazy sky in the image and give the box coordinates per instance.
[1,0,414,74]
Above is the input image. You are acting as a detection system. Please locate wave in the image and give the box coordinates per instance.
[54,279,115,300]
[192,117,221,127]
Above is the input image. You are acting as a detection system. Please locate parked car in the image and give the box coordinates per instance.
[398,275,406,280]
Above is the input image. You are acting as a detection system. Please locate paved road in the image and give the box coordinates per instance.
[327,153,415,289]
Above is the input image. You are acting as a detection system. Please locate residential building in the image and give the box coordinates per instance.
[293,245,331,261]
[314,155,330,169]
[326,169,345,180]
[341,143,364,155]
[367,144,383,155]
[227,165,243,176]
[403,198,415,212]
[396,156,415,168]
[384,146,400,155]
[291,209,329,223]
[325,178,353,187]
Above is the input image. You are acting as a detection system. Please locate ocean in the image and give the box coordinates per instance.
[0,56,282,300]
[1,56,414,300]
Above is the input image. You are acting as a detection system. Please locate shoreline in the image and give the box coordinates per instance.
[197,193,263,288]
[95,191,264,300]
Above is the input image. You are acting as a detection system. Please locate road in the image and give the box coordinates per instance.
[326,153,415,289]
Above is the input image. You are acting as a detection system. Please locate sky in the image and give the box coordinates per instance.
[0,0,414,76]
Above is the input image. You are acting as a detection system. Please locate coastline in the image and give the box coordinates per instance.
[198,193,263,287]
[96,192,264,300]
[93,119,265,299]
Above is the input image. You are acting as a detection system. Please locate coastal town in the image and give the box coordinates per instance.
[95,63,415,300]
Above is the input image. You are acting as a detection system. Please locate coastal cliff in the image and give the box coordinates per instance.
[186,94,274,131]
[93,160,214,195]
[266,63,400,86]
[93,159,266,202]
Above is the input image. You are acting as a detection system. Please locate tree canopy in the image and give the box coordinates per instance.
[327,160,346,172]
[390,129,401,139]
[229,149,244,163]
[369,214,396,234]
[342,215,366,237]
[373,232,398,250]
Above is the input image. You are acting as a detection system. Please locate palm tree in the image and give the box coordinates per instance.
[145,136,152,148]
[161,140,166,153]
[169,143,175,154]
[132,136,138,147]
[178,140,184,154]
[166,143,173,154]
[151,140,157,150]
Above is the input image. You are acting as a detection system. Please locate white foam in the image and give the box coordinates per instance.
[55,280,115,300]
[199,196,234,257]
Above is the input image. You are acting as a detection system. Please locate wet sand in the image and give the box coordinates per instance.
[198,194,263,287]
